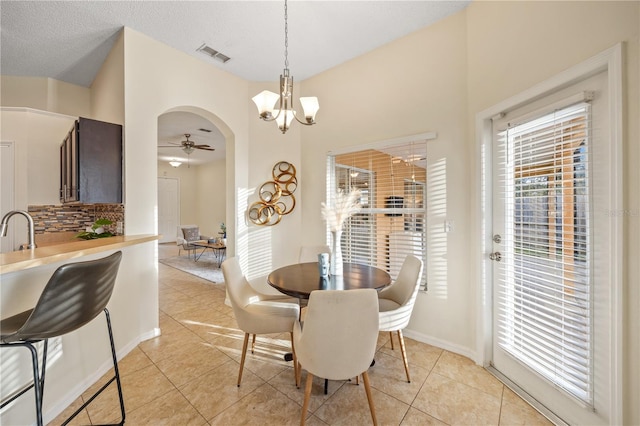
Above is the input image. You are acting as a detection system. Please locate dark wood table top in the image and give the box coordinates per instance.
[267,262,392,299]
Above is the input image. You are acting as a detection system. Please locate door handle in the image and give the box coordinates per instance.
[489,252,502,261]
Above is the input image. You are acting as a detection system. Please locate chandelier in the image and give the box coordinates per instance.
[251,0,319,134]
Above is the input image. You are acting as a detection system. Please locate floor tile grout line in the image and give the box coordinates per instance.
[143,243,544,425]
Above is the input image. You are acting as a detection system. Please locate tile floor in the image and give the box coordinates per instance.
[52,244,552,425]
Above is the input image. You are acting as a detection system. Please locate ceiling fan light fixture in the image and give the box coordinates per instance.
[182,146,195,154]
[169,160,182,168]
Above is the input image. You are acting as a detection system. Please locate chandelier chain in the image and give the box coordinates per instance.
[284,0,289,70]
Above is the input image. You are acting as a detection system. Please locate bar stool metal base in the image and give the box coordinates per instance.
[0,308,125,426]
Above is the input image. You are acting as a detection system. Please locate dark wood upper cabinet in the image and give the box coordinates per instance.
[60,117,123,203]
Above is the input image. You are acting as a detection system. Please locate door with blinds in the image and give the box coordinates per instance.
[490,71,616,424]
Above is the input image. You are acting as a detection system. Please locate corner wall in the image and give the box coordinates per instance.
[301,9,472,353]
[0,76,91,117]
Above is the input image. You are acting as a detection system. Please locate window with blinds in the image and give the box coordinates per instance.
[327,141,427,289]
[496,102,593,404]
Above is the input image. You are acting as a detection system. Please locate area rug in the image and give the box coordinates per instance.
[159,252,225,283]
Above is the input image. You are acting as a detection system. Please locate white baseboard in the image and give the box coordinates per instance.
[402,328,478,363]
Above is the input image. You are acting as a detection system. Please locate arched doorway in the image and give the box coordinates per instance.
[156,106,235,253]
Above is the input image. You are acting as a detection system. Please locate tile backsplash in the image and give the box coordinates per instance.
[28,204,124,235]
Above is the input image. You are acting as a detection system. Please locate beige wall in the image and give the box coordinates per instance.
[300,1,638,423]
[0,108,76,207]
[91,31,125,125]
[301,8,472,351]
[120,28,251,258]
[1,75,91,117]
[1,1,638,423]
[465,2,639,423]
[245,81,303,278]
[196,158,227,237]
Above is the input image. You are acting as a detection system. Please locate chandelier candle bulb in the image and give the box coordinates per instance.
[300,97,320,122]
[252,91,279,118]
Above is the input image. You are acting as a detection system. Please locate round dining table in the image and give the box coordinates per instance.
[268,261,391,394]
[267,262,392,299]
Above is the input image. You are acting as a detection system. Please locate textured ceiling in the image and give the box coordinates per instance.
[1,0,470,87]
[1,1,470,165]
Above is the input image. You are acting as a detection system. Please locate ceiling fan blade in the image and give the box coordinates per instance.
[194,146,215,151]
[158,145,183,148]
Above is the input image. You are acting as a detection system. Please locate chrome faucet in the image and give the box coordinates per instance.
[0,210,37,250]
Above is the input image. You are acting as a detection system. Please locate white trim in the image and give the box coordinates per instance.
[403,328,476,362]
[606,42,624,426]
[0,106,77,120]
[474,43,623,424]
[487,366,569,426]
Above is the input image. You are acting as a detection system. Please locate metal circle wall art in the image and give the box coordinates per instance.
[248,161,298,226]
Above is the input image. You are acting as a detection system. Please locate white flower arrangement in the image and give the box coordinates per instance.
[321,188,362,232]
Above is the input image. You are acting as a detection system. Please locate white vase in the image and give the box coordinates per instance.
[330,230,343,276]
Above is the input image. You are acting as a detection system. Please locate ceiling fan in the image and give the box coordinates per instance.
[159,133,215,154]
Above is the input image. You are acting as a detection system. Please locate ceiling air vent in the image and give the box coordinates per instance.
[198,128,212,133]
[196,43,231,63]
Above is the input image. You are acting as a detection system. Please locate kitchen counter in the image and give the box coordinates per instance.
[0,233,160,424]
[0,234,159,274]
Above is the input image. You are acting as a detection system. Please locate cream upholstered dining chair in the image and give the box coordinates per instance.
[221,257,300,386]
[294,289,379,426]
[378,254,423,383]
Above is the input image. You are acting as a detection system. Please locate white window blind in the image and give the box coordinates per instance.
[327,142,427,289]
[496,102,593,404]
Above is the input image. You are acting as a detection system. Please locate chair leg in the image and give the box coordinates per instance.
[31,342,45,426]
[389,331,394,350]
[105,309,126,425]
[238,333,250,387]
[301,372,314,426]
[0,341,46,426]
[28,342,45,426]
[61,308,126,425]
[397,330,411,383]
[39,339,48,405]
[251,333,256,354]
[290,332,299,388]
[362,371,377,426]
